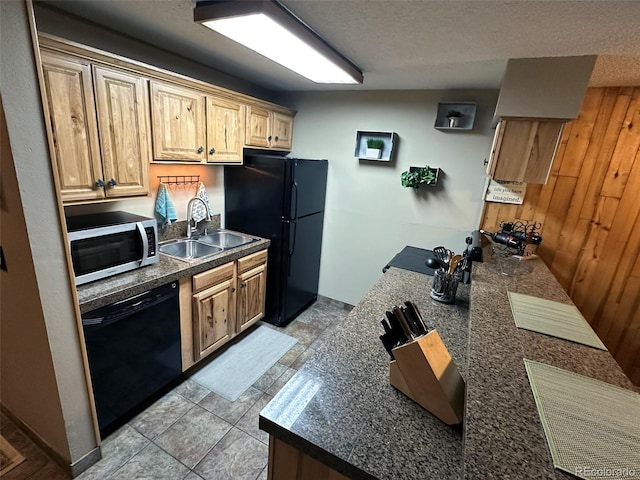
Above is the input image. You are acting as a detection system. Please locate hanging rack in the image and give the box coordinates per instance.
[157,175,200,185]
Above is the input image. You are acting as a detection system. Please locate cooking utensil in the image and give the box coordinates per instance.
[433,246,449,264]
[448,254,462,274]
[425,257,447,270]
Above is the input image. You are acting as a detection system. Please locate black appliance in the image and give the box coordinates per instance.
[225,154,328,326]
[82,282,181,437]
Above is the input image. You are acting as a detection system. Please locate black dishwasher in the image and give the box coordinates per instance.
[82,282,181,437]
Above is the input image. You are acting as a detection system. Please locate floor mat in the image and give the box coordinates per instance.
[524,359,640,480]
[191,326,298,401]
[0,435,25,476]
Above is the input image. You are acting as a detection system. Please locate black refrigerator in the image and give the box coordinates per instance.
[224,154,328,327]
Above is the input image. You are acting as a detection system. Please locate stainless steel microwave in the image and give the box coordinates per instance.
[66,211,158,286]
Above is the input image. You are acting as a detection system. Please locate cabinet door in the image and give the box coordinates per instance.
[40,52,104,202]
[150,81,206,161]
[207,96,244,164]
[193,278,235,360]
[490,119,564,183]
[271,111,293,150]
[237,263,267,333]
[93,66,150,197]
[245,105,271,148]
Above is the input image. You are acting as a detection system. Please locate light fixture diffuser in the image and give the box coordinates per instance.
[194,1,363,84]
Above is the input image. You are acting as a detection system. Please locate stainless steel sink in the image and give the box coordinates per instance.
[159,239,223,262]
[197,230,257,249]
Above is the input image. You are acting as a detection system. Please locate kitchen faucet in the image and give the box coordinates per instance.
[186,197,211,238]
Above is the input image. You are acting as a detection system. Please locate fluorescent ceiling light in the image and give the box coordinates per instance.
[194,1,363,84]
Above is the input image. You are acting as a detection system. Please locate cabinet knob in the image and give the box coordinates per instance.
[274,136,279,142]
[95,179,105,188]
[241,282,247,288]
[267,136,272,142]
[107,178,118,187]
[197,146,204,154]
[231,287,236,293]
[209,147,216,155]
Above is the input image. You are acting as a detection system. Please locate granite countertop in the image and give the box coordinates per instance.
[463,257,635,480]
[260,254,637,480]
[76,226,270,313]
[260,267,470,480]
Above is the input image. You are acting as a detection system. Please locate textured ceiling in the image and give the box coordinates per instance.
[41,0,640,91]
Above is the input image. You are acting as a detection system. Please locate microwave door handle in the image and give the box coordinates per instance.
[136,222,149,265]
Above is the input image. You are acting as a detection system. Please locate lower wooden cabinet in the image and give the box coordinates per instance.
[192,262,235,361]
[179,249,268,370]
[237,251,267,333]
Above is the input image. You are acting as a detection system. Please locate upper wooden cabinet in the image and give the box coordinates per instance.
[486,118,565,184]
[41,52,103,202]
[40,51,150,202]
[93,66,151,197]
[150,81,207,162]
[246,105,294,151]
[150,81,244,164]
[207,96,245,163]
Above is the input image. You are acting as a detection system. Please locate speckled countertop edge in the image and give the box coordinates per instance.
[260,267,469,480]
[462,257,635,480]
[76,227,270,313]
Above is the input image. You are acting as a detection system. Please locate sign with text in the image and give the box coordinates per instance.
[485,180,527,204]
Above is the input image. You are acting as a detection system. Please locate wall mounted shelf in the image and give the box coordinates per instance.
[434,102,477,131]
[355,131,398,162]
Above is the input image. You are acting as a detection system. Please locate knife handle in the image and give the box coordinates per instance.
[405,301,429,334]
[392,306,415,340]
[386,311,409,346]
[379,334,396,360]
[402,304,426,336]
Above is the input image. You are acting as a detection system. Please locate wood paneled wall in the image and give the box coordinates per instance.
[481,87,640,386]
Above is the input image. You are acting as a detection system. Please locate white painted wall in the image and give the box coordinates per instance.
[289,90,498,305]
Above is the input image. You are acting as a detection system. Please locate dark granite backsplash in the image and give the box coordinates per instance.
[157,215,221,242]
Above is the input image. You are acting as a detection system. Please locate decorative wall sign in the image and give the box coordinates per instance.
[485,179,527,204]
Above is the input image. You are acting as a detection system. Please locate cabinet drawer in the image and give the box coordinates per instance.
[193,261,234,293]
[238,249,268,274]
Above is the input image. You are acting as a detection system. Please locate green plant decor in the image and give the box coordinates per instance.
[366,138,385,149]
[446,110,462,118]
[401,166,438,189]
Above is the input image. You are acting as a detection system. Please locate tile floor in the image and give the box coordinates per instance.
[0,296,353,480]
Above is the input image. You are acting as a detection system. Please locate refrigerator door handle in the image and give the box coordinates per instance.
[291,181,299,220]
[288,220,297,258]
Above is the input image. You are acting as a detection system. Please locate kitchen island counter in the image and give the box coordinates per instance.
[260,267,470,479]
[260,257,636,479]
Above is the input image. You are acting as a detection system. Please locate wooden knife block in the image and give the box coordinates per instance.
[389,330,465,425]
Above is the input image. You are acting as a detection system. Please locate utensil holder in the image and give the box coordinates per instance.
[389,330,465,425]
[430,269,459,303]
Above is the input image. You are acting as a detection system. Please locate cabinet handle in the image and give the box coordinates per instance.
[197,146,204,153]
[107,178,118,187]
[95,179,105,188]
[483,158,489,166]
[241,282,247,288]
[209,147,216,155]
